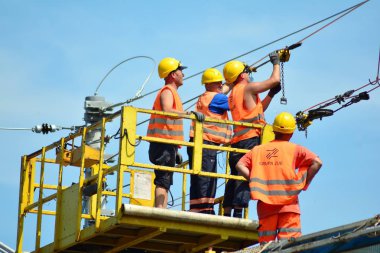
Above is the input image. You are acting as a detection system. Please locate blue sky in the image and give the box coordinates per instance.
[0,0,379,251]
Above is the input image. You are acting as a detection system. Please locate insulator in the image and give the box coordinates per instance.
[32,124,60,134]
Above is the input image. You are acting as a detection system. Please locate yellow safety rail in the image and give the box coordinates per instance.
[16,106,270,253]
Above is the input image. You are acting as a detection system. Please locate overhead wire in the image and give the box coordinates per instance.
[89,0,370,135]
[303,49,380,113]
[250,0,369,68]
[0,125,75,133]
[0,127,34,131]
[92,1,372,209]
[1,57,156,133]
[134,0,370,130]
[296,50,379,133]
[94,55,156,97]
[145,1,372,208]
[132,0,369,109]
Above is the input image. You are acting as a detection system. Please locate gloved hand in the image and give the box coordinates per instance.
[191,111,205,122]
[269,51,280,65]
[175,152,183,165]
[268,84,281,98]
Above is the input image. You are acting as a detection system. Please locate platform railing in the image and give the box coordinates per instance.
[16,105,267,253]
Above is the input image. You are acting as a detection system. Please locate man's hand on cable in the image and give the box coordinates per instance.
[268,84,281,98]
[191,111,205,122]
[269,51,280,65]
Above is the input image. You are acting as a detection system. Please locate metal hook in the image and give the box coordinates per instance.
[280,97,288,105]
[368,78,378,85]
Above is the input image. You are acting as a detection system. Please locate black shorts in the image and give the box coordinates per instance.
[149,142,177,190]
[224,137,260,208]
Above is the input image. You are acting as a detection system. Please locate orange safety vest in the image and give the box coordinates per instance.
[249,141,308,205]
[147,85,184,141]
[228,82,266,144]
[189,91,232,144]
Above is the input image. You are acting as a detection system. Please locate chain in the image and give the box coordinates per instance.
[280,62,287,105]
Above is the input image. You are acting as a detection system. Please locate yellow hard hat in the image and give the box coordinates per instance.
[158,57,187,79]
[272,112,296,134]
[223,60,245,83]
[201,68,224,84]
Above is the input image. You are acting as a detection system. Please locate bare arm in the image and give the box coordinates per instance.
[160,89,188,117]
[245,64,280,95]
[261,95,273,111]
[305,157,323,188]
[236,161,250,180]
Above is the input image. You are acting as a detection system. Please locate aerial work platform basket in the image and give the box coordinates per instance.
[38,204,258,253]
[16,106,272,253]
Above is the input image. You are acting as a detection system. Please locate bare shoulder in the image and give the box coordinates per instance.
[245,81,259,95]
[160,87,174,98]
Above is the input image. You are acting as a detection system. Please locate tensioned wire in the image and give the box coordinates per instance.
[103,1,371,208]
[136,0,369,127]
[165,1,371,209]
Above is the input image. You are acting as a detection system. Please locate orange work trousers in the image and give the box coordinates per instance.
[258,212,301,243]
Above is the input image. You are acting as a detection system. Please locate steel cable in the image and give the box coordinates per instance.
[136,0,369,126]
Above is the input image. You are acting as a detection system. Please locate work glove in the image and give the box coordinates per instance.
[191,111,205,122]
[269,51,280,65]
[175,152,183,165]
[268,84,281,98]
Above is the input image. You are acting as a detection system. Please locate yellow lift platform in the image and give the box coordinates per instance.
[16,106,273,253]
[37,204,258,253]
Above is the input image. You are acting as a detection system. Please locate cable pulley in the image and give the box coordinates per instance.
[297,90,373,132]
[296,109,334,131]
[297,85,376,133]
[249,43,299,73]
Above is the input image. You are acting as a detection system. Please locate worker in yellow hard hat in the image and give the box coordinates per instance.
[236,112,322,244]
[147,57,203,208]
[187,68,232,214]
[222,51,283,218]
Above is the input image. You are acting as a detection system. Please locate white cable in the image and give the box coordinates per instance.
[0,127,32,131]
[94,55,156,97]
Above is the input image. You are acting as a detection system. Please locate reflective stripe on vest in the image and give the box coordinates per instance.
[228,82,266,144]
[232,114,264,138]
[147,85,184,141]
[189,91,232,144]
[249,141,308,205]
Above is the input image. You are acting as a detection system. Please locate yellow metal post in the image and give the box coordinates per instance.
[90,164,99,223]
[95,118,107,232]
[191,116,203,174]
[115,107,130,215]
[29,158,36,206]
[35,147,46,250]
[54,138,65,250]
[260,124,275,144]
[182,164,187,211]
[16,156,28,253]
[124,106,137,166]
[75,127,87,241]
